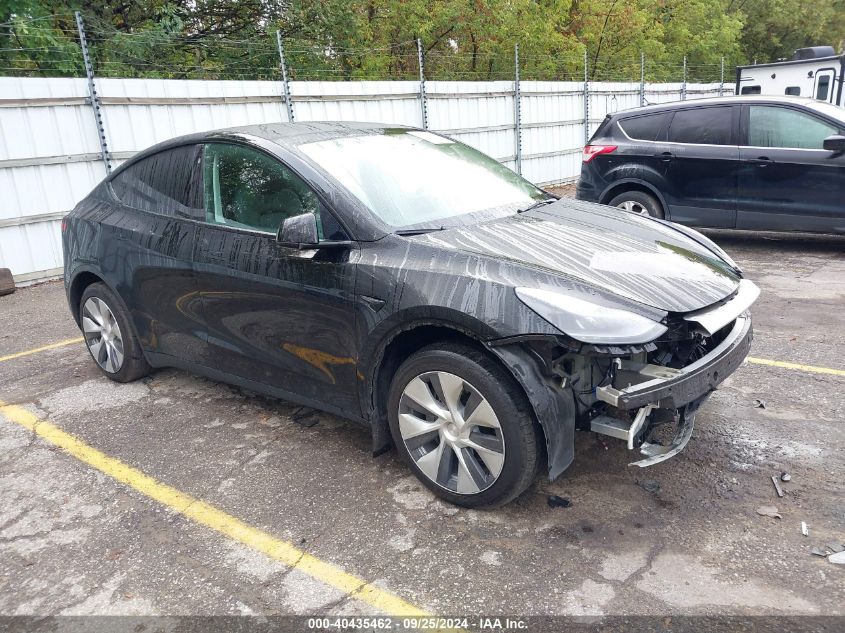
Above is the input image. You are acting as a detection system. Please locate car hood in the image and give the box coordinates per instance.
[415,201,741,313]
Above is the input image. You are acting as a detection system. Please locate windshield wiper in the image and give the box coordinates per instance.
[517,198,557,214]
[394,227,446,236]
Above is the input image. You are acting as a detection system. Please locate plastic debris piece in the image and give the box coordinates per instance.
[801,521,809,537]
[828,543,845,553]
[753,399,766,409]
[639,479,660,493]
[771,475,784,498]
[780,472,791,482]
[828,551,845,565]
[756,505,782,519]
[547,495,572,509]
[811,547,830,557]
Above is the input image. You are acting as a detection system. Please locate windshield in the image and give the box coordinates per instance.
[298,130,546,228]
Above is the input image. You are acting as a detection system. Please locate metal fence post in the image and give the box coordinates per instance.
[74,11,111,173]
[276,31,295,122]
[639,52,646,106]
[681,55,687,101]
[417,38,428,130]
[719,56,725,97]
[513,43,522,175]
[583,49,590,145]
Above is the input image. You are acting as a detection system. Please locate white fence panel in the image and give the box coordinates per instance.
[0,75,734,282]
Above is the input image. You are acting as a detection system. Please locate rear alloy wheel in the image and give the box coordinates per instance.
[387,342,541,508]
[79,282,150,383]
[608,190,664,219]
[82,296,125,374]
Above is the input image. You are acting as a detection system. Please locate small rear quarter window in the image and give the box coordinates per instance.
[785,86,801,96]
[111,145,203,218]
[618,112,671,141]
[741,85,761,95]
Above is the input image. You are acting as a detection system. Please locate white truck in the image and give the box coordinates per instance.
[735,46,844,106]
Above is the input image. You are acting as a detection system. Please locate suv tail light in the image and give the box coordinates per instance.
[61,218,68,233]
[582,145,617,163]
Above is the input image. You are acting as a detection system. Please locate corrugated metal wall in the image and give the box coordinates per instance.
[0,76,723,282]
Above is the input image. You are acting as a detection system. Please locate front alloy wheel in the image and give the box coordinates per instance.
[398,371,505,495]
[387,342,542,508]
[82,296,125,373]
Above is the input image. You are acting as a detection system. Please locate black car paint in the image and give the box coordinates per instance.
[64,122,746,481]
[577,96,845,233]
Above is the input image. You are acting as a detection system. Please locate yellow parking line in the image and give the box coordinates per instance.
[0,402,428,617]
[0,337,83,363]
[746,357,845,377]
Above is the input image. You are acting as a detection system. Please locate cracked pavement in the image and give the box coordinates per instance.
[0,228,844,618]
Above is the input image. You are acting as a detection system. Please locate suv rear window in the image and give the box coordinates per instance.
[668,107,733,145]
[111,145,203,218]
[618,113,670,141]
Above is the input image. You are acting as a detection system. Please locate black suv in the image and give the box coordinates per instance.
[576,96,845,233]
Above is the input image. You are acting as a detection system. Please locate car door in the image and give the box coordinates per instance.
[737,104,845,232]
[662,105,739,228]
[192,141,361,415]
[104,145,206,363]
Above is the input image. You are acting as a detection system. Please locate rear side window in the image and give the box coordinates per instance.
[748,106,839,149]
[111,145,203,218]
[741,86,761,95]
[618,112,671,141]
[785,86,801,96]
[668,107,733,145]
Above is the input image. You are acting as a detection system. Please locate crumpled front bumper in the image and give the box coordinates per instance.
[595,313,753,411]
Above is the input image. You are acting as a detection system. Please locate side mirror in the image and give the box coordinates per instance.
[278,212,319,248]
[277,212,353,250]
[823,134,845,153]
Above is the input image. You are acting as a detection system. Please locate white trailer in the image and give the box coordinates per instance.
[736,46,844,106]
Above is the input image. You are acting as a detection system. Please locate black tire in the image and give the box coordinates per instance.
[387,342,542,508]
[608,190,664,219]
[79,282,151,383]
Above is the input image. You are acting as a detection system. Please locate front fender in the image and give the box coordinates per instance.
[486,341,577,481]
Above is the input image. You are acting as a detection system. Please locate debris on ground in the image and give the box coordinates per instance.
[829,551,845,565]
[638,479,660,493]
[810,543,845,558]
[801,521,809,537]
[812,547,830,557]
[547,495,572,509]
[771,475,784,498]
[780,472,791,482]
[753,398,766,409]
[291,407,319,427]
[756,505,782,519]
[828,543,845,553]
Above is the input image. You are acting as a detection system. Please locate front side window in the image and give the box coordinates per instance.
[619,112,671,141]
[202,143,321,234]
[111,145,202,217]
[668,107,733,145]
[298,130,545,228]
[748,106,838,149]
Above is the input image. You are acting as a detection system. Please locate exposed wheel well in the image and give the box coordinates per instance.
[68,271,103,325]
[601,182,664,211]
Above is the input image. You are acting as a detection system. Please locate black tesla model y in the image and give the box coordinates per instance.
[63,122,758,507]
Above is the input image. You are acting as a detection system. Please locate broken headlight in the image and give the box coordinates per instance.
[515,287,668,345]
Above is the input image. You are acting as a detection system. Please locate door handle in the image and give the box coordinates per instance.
[656,151,674,162]
[749,156,774,167]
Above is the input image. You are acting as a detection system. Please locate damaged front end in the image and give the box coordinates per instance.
[490,280,757,478]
